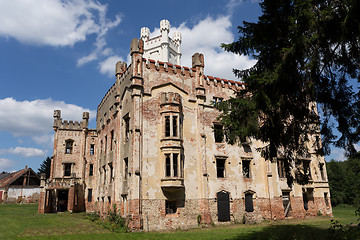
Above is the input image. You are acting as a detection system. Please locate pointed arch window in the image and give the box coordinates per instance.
[65,140,74,154]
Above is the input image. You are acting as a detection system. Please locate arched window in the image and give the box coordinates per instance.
[65,140,74,154]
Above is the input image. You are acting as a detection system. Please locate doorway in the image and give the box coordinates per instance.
[217,191,230,222]
[57,190,69,212]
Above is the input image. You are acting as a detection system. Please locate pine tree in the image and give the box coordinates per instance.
[219,0,360,183]
[38,156,51,179]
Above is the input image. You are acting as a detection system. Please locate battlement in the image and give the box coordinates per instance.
[53,110,89,130]
[143,57,243,91]
[141,19,182,65]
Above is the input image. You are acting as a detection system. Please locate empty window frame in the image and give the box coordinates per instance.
[103,166,106,184]
[277,159,286,178]
[87,189,92,202]
[303,160,312,180]
[245,193,254,212]
[324,192,330,208]
[319,163,326,181]
[124,158,128,181]
[242,160,251,178]
[216,157,226,178]
[64,163,72,177]
[109,163,113,182]
[65,140,74,154]
[89,164,94,176]
[104,135,107,154]
[165,153,182,178]
[90,144,95,155]
[110,130,114,151]
[214,124,224,143]
[124,115,130,142]
[165,200,177,214]
[164,115,180,138]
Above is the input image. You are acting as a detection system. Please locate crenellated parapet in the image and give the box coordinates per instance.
[141,19,182,65]
[53,110,89,130]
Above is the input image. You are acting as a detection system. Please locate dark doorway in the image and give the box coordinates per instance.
[217,191,230,222]
[57,190,69,212]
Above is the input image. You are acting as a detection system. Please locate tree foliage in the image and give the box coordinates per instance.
[38,156,51,179]
[326,153,360,208]
[219,0,360,166]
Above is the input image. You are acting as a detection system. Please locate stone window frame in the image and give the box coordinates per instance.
[244,190,255,212]
[163,113,181,138]
[163,151,183,179]
[213,123,224,143]
[123,114,130,142]
[277,159,287,179]
[90,144,95,155]
[242,159,252,178]
[63,163,73,177]
[87,188,92,202]
[216,156,227,178]
[89,164,94,176]
[65,139,74,154]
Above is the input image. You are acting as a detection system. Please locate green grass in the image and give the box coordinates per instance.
[0,204,358,240]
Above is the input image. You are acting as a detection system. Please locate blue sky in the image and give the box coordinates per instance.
[0,0,352,172]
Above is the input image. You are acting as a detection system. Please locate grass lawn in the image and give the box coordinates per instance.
[0,204,358,240]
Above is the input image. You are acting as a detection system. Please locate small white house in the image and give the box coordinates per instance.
[0,166,40,203]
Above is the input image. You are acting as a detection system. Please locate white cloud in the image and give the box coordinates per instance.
[99,55,124,77]
[0,98,96,140]
[0,0,121,47]
[150,16,256,80]
[0,158,15,170]
[1,147,47,158]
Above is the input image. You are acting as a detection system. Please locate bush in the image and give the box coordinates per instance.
[85,205,127,232]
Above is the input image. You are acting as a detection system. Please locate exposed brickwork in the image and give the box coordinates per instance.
[39,20,332,231]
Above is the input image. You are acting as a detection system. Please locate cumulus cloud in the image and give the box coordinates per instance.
[0,0,122,71]
[0,158,15,170]
[150,16,256,80]
[99,55,125,77]
[0,0,121,47]
[0,147,46,158]
[0,98,96,139]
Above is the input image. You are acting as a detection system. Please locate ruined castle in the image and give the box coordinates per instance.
[38,20,332,230]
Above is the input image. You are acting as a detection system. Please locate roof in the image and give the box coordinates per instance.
[0,167,40,188]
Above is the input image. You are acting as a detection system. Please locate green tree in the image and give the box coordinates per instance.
[38,156,51,179]
[219,0,360,184]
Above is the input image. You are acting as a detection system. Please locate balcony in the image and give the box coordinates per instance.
[161,177,184,191]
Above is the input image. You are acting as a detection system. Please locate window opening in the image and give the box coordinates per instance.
[324,192,329,207]
[64,163,71,177]
[319,163,325,181]
[173,116,178,137]
[214,124,224,143]
[303,192,308,210]
[166,200,177,214]
[65,140,73,154]
[216,158,226,178]
[282,191,291,217]
[165,154,171,177]
[277,159,286,178]
[242,160,251,178]
[173,153,178,177]
[109,163,113,182]
[303,160,312,179]
[89,164,93,176]
[245,193,254,212]
[165,116,171,137]
[105,135,107,154]
[110,130,114,151]
[88,189,92,202]
[90,144,94,155]
[124,115,130,142]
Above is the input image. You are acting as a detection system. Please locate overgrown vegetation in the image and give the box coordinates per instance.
[85,205,127,233]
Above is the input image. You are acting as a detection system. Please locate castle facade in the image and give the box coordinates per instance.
[39,20,332,231]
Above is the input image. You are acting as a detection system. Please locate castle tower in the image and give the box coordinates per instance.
[141,19,182,65]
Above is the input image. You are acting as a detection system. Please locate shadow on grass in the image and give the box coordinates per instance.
[226,224,330,240]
